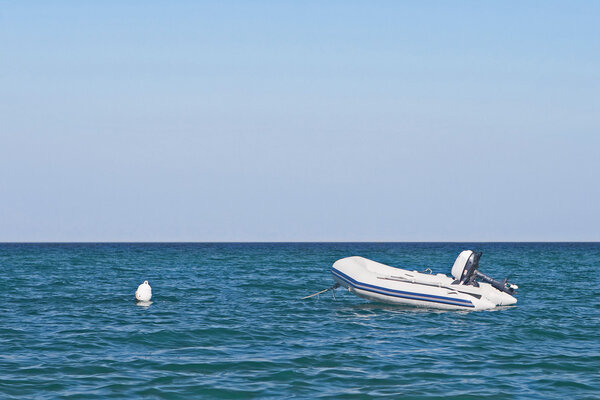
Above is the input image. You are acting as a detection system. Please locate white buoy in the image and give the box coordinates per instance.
[135,280,152,302]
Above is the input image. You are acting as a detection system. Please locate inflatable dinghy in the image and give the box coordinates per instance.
[331,251,517,310]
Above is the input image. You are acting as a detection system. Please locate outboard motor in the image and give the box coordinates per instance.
[450,250,517,295]
[451,250,477,282]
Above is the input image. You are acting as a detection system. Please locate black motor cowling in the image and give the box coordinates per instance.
[460,251,482,284]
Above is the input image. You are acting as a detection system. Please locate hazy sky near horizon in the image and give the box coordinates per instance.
[1,1,599,241]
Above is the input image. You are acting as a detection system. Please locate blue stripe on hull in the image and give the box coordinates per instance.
[331,267,474,308]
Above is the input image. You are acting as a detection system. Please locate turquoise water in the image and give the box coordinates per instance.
[1,243,599,399]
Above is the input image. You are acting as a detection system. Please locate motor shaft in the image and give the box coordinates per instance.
[474,270,515,294]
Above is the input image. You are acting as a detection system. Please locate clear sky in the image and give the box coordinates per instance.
[1,1,599,241]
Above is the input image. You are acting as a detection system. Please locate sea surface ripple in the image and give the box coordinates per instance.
[1,243,599,399]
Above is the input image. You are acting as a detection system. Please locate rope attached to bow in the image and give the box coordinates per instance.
[301,282,340,300]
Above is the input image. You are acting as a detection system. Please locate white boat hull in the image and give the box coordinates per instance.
[331,256,517,311]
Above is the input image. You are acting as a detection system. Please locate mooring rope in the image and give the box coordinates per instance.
[301,282,340,300]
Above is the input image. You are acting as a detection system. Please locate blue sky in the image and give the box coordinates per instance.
[1,1,599,241]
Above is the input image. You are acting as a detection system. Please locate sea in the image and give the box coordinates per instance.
[1,242,598,399]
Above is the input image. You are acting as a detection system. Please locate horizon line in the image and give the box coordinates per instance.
[1,240,599,244]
